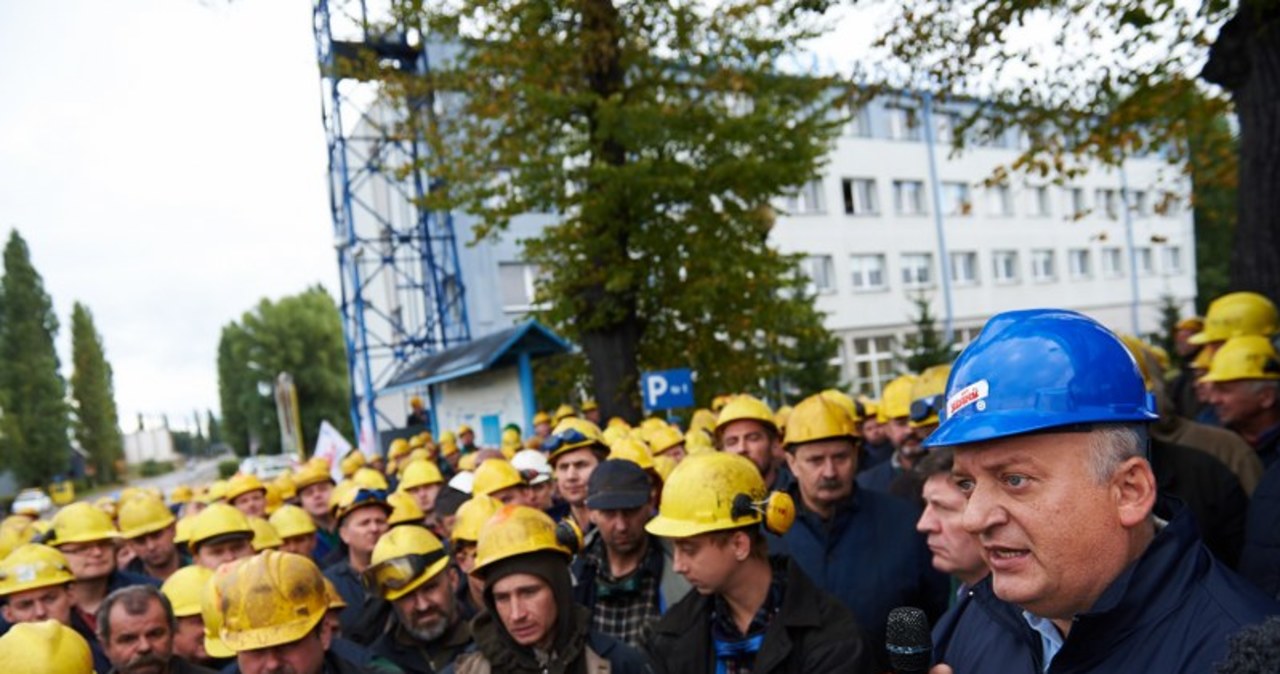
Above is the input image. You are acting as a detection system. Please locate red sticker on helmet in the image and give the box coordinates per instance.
[947,380,989,417]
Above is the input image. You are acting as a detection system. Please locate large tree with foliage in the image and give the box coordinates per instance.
[348,0,844,420]
[69,302,125,483]
[824,0,1276,300]
[0,230,71,485]
[216,286,352,457]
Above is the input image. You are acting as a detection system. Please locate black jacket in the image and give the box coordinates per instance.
[370,613,473,674]
[1150,438,1249,567]
[644,556,873,674]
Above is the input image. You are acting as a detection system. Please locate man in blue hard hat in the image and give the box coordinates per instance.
[927,309,1277,674]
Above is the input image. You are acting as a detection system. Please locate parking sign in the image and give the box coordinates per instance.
[642,369,695,410]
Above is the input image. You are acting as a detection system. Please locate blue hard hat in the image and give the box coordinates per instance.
[924,308,1157,448]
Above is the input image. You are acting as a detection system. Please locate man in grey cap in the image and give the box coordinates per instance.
[571,459,691,647]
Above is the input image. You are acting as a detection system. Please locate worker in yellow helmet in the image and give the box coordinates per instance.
[0,620,95,674]
[860,366,949,495]
[186,504,255,571]
[45,502,155,625]
[1203,336,1280,469]
[859,373,919,494]
[543,418,611,531]
[322,484,391,642]
[1185,292,1280,423]
[457,425,479,455]
[644,452,873,673]
[270,504,319,558]
[407,394,429,428]
[714,394,788,490]
[0,544,114,672]
[160,565,217,666]
[117,492,186,582]
[225,473,268,519]
[292,460,339,566]
[581,399,601,426]
[857,396,893,472]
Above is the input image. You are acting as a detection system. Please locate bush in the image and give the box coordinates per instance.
[218,460,240,479]
[139,460,175,478]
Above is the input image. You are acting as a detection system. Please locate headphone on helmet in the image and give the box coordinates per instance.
[555,518,584,554]
[730,491,796,536]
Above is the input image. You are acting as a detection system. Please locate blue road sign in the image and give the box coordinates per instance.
[642,369,695,410]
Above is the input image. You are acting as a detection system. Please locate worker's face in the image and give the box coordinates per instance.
[952,431,1154,622]
[785,439,857,514]
[453,542,477,575]
[527,481,556,510]
[392,569,458,642]
[861,418,887,444]
[1174,328,1199,357]
[101,596,174,674]
[1207,379,1276,429]
[231,490,267,519]
[172,615,208,663]
[718,420,777,477]
[552,449,599,507]
[590,506,651,557]
[195,537,253,570]
[338,505,389,556]
[126,525,178,570]
[490,484,532,507]
[298,482,334,520]
[405,484,442,513]
[59,539,116,581]
[281,534,317,557]
[2,584,73,625]
[491,573,557,650]
[236,624,330,674]
[887,417,914,451]
[658,444,686,463]
[671,531,746,596]
[917,473,987,585]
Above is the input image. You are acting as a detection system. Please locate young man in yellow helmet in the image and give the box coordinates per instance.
[0,543,114,673]
[644,452,872,673]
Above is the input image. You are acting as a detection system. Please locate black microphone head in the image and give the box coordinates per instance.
[886,606,932,673]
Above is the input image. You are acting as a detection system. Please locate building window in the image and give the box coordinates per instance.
[1068,187,1088,218]
[1159,191,1183,217]
[1137,247,1154,276]
[842,178,879,215]
[851,335,899,397]
[846,105,873,137]
[498,262,545,311]
[935,110,962,144]
[1031,249,1056,282]
[941,182,972,216]
[1163,245,1183,275]
[1028,186,1052,217]
[1068,249,1092,279]
[992,250,1020,284]
[895,180,927,216]
[950,251,979,286]
[850,254,887,291]
[802,255,836,294]
[1128,189,1148,216]
[901,253,934,288]
[986,184,1014,217]
[887,106,922,141]
[784,180,826,214]
[1096,188,1120,219]
[1102,247,1124,277]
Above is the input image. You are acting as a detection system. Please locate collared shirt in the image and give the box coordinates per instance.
[1022,611,1064,673]
[583,537,662,648]
[708,564,786,674]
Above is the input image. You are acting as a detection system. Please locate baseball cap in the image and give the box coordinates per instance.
[585,460,652,510]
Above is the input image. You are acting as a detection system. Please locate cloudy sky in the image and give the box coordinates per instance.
[0,1,875,433]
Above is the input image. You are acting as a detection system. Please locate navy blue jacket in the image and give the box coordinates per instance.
[855,459,899,493]
[934,507,1280,673]
[765,486,949,654]
[323,559,391,645]
[1241,459,1280,597]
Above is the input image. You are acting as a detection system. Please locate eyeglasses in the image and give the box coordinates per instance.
[540,428,590,454]
[57,540,116,556]
[909,395,945,423]
[363,550,447,593]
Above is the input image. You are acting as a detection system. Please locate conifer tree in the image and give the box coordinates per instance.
[70,302,125,483]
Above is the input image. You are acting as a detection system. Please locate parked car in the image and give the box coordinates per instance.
[239,454,296,481]
[11,488,53,516]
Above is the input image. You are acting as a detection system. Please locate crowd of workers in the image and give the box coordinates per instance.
[2,292,1280,673]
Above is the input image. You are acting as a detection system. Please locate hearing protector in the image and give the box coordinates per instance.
[556,518,584,554]
[730,491,796,536]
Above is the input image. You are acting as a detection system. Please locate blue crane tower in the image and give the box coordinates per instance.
[312,0,470,448]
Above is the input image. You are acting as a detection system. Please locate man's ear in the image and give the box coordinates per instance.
[318,615,333,651]
[1113,457,1157,528]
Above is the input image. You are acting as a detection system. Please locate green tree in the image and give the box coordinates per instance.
[216,286,352,456]
[1189,112,1237,310]
[1156,294,1184,370]
[0,230,71,486]
[69,302,125,483]
[206,409,222,446]
[356,0,844,420]
[900,294,956,373]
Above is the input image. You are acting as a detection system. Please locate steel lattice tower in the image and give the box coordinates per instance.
[313,0,471,445]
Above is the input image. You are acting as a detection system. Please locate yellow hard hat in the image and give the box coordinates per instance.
[472,505,575,577]
[274,473,297,501]
[248,517,283,551]
[608,437,655,472]
[646,452,795,539]
[225,474,266,504]
[533,411,551,426]
[47,502,119,547]
[877,374,919,422]
[217,551,329,653]
[858,396,880,420]
[161,565,214,618]
[553,404,578,423]
[0,528,24,560]
[1190,292,1280,345]
[711,395,732,413]
[1119,334,1158,390]
[784,393,860,448]
[0,620,93,673]
[649,426,685,456]
[403,448,433,468]
[457,424,474,436]
[501,428,521,445]
[439,430,457,444]
[545,417,607,461]
[439,439,459,458]
[472,460,525,497]
[117,493,177,540]
[715,395,778,436]
[187,503,253,552]
[606,417,631,430]
[601,424,631,448]
[169,485,194,504]
[203,480,229,504]
[450,496,502,545]
[0,544,74,597]
[261,484,284,516]
[352,467,389,491]
[201,560,237,658]
[368,525,450,601]
[1200,335,1280,383]
[582,400,599,412]
[908,365,952,428]
[458,453,479,472]
[1191,343,1216,371]
[268,505,317,540]
[323,577,346,610]
[331,483,391,523]
[1176,316,1205,332]
[653,455,678,481]
[685,428,715,455]
[399,459,444,491]
[389,438,411,460]
[1,514,34,536]
[386,491,425,528]
[174,516,196,546]
[92,496,118,519]
[775,405,793,432]
[293,462,335,492]
[819,389,861,425]
[689,409,716,434]
[340,451,365,478]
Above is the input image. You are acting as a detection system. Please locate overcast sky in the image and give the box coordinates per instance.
[0,1,876,434]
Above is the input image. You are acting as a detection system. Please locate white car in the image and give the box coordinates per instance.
[11,488,52,516]
[240,454,296,481]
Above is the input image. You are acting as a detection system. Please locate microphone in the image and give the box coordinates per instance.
[885,606,932,673]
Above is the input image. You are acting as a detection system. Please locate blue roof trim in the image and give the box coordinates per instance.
[380,320,572,392]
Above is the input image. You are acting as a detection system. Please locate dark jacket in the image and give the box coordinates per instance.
[645,556,871,674]
[70,610,114,674]
[855,458,899,493]
[124,552,193,582]
[1240,459,1280,597]
[219,650,401,674]
[445,605,650,674]
[109,568,162,590]
[370,613,473,674]
[110,657,218,674]
[571,532,692,645]
[933,507,1280,673]
[765,485,949,653]
[324,559,392,645]
[1150,438,1249,567]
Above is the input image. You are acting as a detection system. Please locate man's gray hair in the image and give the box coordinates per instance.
[1086,424,1148,484]
[97,584,176,644]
